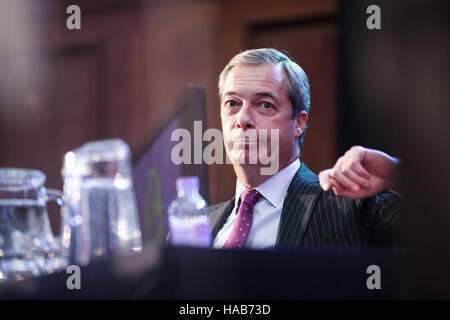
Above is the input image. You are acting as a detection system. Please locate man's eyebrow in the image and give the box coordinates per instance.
[223,91,238,97]
[223,91,279,103]
[255,92,280,104]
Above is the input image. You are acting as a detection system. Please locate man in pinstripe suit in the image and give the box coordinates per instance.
[210,48,401,250]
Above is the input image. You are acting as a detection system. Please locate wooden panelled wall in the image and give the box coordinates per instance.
[0,0,337,232]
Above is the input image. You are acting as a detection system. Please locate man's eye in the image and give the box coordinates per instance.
[260,101,274,109]
[225,100,239,107]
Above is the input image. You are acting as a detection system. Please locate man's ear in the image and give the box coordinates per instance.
[294,111,308,139]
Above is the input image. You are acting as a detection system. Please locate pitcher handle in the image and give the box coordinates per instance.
[46,188,64,206]
[44,188,67,247]
[42,188,69,272]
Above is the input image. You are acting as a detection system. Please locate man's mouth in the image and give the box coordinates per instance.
[233,140,258,148]
[233,140,257,143]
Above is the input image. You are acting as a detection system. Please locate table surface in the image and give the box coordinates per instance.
[0,244,400,299]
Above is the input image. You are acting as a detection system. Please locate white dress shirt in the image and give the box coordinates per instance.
[213,159,301,249]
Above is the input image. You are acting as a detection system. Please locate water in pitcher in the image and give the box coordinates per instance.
[80,177,142,257]
[0,199,54,280]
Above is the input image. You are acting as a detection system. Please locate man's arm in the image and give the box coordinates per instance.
[318,146,400,199]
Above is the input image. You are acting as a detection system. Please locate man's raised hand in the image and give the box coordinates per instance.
[319,146,400,199]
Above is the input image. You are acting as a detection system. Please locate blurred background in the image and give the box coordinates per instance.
[0,0,448,298]
[0,0,339,234]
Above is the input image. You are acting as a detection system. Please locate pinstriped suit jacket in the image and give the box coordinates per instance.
[208,163,400,249]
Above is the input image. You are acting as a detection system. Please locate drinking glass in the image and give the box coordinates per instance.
[61,139,142,266]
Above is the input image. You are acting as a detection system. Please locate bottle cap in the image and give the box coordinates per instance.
[176,176,199,192]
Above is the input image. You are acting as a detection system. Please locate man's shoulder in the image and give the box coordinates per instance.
[290,162,321,193]
[298,162,319,183]
[206,198,235,238]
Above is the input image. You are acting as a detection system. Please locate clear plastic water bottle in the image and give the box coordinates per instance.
[168,176,211,247]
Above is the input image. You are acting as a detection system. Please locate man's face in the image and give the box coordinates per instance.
[220,63,306,172]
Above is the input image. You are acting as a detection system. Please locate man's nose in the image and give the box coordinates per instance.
[235,104,255,130]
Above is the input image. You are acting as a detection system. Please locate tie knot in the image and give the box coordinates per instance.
[240,189,262,207]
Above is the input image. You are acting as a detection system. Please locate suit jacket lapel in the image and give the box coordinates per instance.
[209,197,235,240]
[276,163,322,248]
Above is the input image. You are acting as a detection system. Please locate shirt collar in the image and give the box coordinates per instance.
[235,159,301,209]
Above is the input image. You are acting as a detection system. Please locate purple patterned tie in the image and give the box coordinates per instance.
[223,189,262,249]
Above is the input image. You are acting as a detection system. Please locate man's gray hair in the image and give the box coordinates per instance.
[218,48,310,149]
